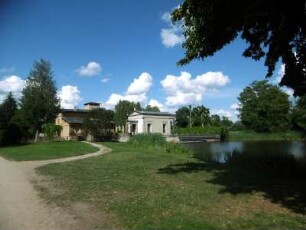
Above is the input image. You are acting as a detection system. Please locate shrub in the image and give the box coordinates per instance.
[128,134,190,155]
[128,133,166,149]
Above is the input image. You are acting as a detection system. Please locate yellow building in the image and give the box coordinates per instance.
[55,102,100,140]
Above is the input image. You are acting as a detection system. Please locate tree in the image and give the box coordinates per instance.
[83,108,114,140]
[172,0,306,96]
[210,114,221,127]
[144,105,160,112]
[42,123,62,140]
[114,100,139,132]
[20,59,60,142]
[291,96,306,134]
[220,116,233,128]
[175,106,190,128]
[0,92,20,145]
[238,80,291,132]
[192,105,210,127]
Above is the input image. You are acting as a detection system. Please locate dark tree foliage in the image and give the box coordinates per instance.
[0,92,20,145]
[83,108,114,140]
[175,106,190,128]
[238,80,291,132]
[20,59,60,141]
[220,116,233,128]
[291,96,306,133]
[172,0,306,96]
[210,114,221,127]
[176,105,211,128]
[134,102,142,111]
[144,105,160,112]
[114,100,139,127]
[42,123,62,140]
[192,105,210,127]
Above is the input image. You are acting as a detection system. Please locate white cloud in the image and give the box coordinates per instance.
[126,72,153,95]
[211,109,233,118]
[272,64,294,98]
[161,12,172,24]
[58,85,82,109]
[161,29,184,48]
[161,71,230,107]
[0,75,26,100]
[274,64,285,84]
[101,78,109,83]
[103,72,153,109]
[76,62,102,77]
[160,11,184,48]
[230,103,241,110]
[147,99,165,111]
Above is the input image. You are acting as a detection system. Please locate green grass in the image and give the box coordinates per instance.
[128,133,190,155]
[228,130,302,141]
[37,142,306,229]
[0,141,99,161]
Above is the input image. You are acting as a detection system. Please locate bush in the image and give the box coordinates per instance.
[128,134,190,155]
[128,133,166,149]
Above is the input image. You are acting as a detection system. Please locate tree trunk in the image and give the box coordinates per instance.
[34,130,39,142]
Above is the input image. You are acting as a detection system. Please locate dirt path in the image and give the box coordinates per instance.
[0,142,111,230]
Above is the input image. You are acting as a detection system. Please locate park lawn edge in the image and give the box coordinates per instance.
[36,142,306,230]
[0,141,99,161]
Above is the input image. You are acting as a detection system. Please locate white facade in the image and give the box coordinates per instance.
[127,111,175,135]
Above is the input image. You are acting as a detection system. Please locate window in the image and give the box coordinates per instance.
[163,124,166,134]
[147,123,151,133]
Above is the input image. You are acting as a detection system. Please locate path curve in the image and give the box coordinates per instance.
[0,141,111,230]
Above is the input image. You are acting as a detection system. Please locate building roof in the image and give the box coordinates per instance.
[60,109,89,113]
[63,117,85,124]
[84,102,100,106]
[130,111,175,117]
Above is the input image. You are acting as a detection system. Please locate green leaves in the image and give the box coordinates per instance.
[172,0,306,96]
[238,80,290,132]
[83,108,114,140]
[114,100,139,127]
[19,59,59,140]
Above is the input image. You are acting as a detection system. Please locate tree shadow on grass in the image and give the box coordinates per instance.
[158,157,306,215]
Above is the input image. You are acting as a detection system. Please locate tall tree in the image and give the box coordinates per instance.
[83,108,114,140]
[291,96,306,133]
[175,106,190,128]
[192,105,210,127]
[238,80,291,132]
[220,116,233,128]
[114,100,139,132]
[172,0,306,96]
[210,114,221,127]
[20,59,59,142]
[0,92,19,145]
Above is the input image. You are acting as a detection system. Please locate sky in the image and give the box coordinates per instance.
[0,0,287,121]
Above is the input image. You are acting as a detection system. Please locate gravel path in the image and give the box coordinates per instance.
[0,142,111,230]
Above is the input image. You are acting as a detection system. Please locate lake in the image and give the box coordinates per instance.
[183,141,306,163]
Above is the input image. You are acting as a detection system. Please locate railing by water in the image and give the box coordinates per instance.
[179,134,220,143]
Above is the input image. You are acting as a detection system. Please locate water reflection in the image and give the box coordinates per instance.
[183,141,306,163]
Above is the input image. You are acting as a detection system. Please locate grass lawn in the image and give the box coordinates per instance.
[37,142,306,229]
[0,141,99,161]
[228,130,302,141]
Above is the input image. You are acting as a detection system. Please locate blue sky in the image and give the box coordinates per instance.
[0,0,286,120]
